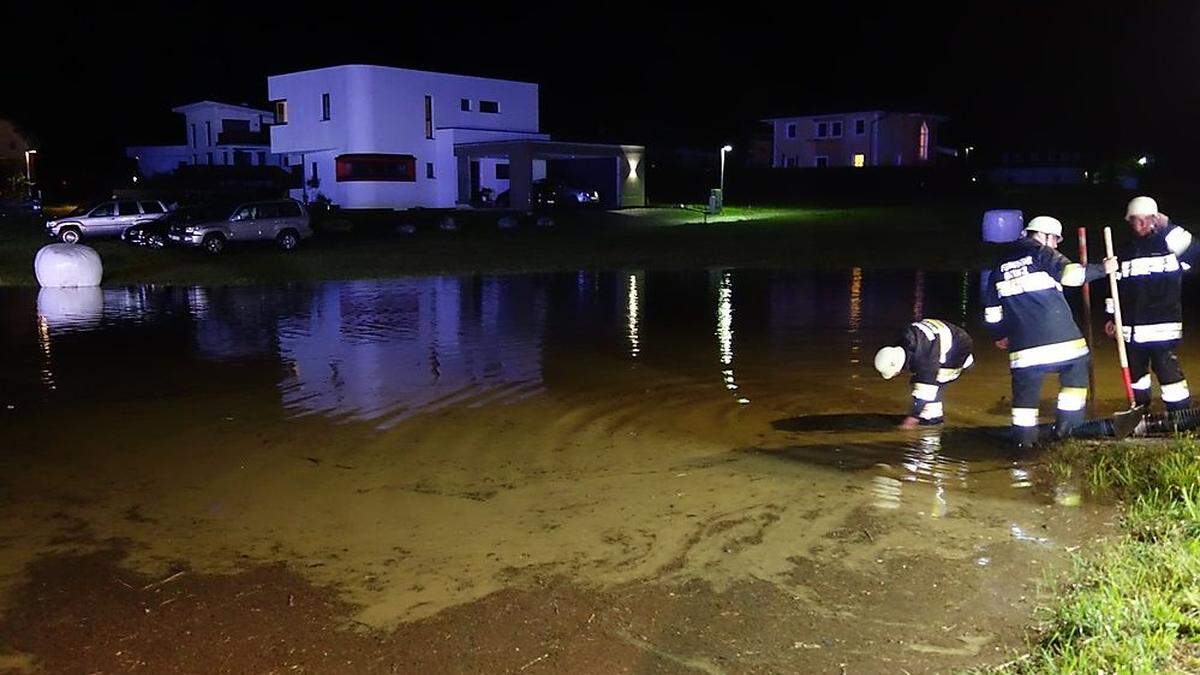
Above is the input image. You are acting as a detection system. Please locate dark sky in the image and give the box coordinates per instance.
[6,3,1200,168]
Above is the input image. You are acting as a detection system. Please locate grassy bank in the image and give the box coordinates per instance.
[1000,439,1200,672]
[1,204,991,287]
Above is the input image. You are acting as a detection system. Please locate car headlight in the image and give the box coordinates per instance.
[184,226,202,235]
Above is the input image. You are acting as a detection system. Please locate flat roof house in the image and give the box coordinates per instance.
[126,101,285,176]
[764,111,948,169]
[267,64,644,210]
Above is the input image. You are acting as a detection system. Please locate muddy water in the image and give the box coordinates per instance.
[0,269,1155,670]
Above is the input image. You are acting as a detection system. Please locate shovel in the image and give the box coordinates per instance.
[1104,226,1146,439]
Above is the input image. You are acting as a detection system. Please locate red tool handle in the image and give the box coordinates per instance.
[1104,227,1136,405]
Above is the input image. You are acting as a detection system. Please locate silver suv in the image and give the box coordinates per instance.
[46,199,171,243]
[167,199,312,254]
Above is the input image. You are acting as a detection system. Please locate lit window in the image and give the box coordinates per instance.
[853,153,865,167]
[918,121,929,161]
[335,154,417,182]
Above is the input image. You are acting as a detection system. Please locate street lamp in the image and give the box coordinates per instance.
[24,149,37,183]
[719,144,733,193]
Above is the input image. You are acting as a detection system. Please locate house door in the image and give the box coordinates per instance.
[469,160,481,201]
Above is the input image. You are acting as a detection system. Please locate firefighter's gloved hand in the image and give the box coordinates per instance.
[1105,320,1116,339]
[994,337,1009,351]
[1102,256,1118,275]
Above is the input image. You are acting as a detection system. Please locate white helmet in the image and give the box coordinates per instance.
[874,346,906,380]
[1025,215,1063,238]
[1126,196,1159,219]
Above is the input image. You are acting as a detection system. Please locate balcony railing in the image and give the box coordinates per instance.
[216,129,270,146]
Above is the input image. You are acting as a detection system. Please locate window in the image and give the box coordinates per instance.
[424,95,433,139]
[89,202,116,217]
[831,121,843,138]
[191,124,197,148]
[274,100,288,124]
[853,153,866,168]
[918,121,929,161]
[278,201,302,217]
[855,119,866,135]
[479,100,499,114]
[139,201,164,214]
[460,98,471,111]
[311,161,318,183]
[426,162,435,179]
[117,201,141,216]
[206,121,211,146]
[786,123,796,139]
[232,205,255,221]
[785,157,796,168]
[495,163,510,179]
[335,154,417,182]
[255,203,281,219]
[816,122,828,138]
[321,93,330,121]
[282,155,289,167]
[814,156,829,167]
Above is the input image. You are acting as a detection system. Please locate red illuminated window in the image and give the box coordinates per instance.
[335,154,417,182]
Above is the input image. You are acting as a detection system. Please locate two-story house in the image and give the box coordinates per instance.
[126,101,285,176]
[765,111,947,169]
[267,64,645,210]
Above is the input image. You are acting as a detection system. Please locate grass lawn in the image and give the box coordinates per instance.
[992,438,1200,672]
[1,203,995,287]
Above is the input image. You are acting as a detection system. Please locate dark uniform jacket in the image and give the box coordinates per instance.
[1109,222,1198,344]
[897,319,973,417]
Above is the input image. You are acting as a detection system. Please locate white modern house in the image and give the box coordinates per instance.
[267,64,644,210]
[126,101,285,176]
[765,111,949,169]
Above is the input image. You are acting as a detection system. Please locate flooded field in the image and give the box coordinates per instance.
[0,268,1160,672]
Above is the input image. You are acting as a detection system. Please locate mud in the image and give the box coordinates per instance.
[0,269,1143,672]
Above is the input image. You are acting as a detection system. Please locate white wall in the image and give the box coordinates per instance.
[126,145,190,176]
[176,102,281,167]
[269,65,543,209]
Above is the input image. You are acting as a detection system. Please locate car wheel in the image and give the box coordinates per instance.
[60,227,81,244]
[277,229,299,251]
[202,233,225,255]
[148,234,166,250]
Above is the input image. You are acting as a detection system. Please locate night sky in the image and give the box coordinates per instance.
[6,2,1200,186]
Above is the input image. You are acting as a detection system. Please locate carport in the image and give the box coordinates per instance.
[453,140,645,210]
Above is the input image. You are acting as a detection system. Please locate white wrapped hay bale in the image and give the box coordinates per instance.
[34,244,103,288]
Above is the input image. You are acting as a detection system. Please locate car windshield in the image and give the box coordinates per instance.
[66,202,101,217]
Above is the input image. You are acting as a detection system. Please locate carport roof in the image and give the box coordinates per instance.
[453,139,643,159]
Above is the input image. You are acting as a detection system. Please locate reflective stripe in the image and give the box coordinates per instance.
[936,367,961,383]
[1009,338,1089,368]
[1123,322,1183,344]
[912,383,940,401]
[995,270,1062,298]
[1057,387,1088,412]
[1061,263,1087,287]
[1166,227,1193,256]
[985,305,1004,324]
[1162,380,1191,403]
[919,401,944,420]
[1120,254,1180,278]
[1131,374,1152,391]
[1104,297,1114,315]
[962,353,974,369]
[913,321,936,341]
[1012,407,1039,427]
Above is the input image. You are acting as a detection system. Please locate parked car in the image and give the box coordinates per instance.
[496,179,600,209]
[123,205,209,249]
[0,196,42,218]
[45,199,171,243]
[166,199,312,254]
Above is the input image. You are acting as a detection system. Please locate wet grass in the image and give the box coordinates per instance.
[0,204,990,287]
[991,438,1200,672]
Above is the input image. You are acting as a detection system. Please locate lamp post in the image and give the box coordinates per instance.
[23,150,37,199]
[719,144,733,194]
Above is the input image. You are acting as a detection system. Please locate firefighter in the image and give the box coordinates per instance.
[1105,196,1198,410]
[874,318,974,429]
[982,216,1117,447]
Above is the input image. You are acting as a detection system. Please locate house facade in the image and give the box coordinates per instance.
[765,111,947,169]
[126,101,284,177]
[267,64,644,210]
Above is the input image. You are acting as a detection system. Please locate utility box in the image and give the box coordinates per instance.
[708,188,723,214]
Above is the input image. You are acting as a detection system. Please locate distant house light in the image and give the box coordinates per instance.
[1137,156,1148,166]
[853,153,865,168]
[918,121,929,161]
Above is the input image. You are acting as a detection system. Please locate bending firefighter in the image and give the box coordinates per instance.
[1106,196,1198,411]
[874,319,974,429]
[983,216,1117,447]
